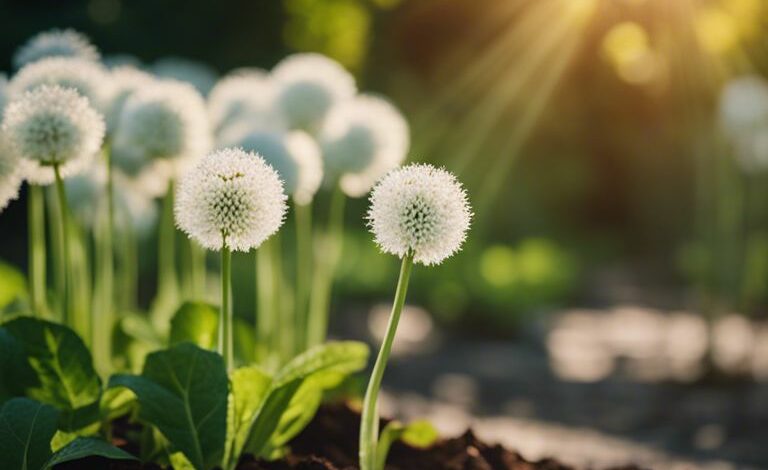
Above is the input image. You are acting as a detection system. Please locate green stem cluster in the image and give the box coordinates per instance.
[359,252,414,470]
[28,185,48,317]
[52,164,71,327]
[220,240,233,372]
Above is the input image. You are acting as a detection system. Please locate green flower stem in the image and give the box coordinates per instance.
[93,147,115,368]
[118,225,138,313]
[220,241,233,372]
[306,187,346,348]
[28,185,48,317]
[294,202,312,354]
[70,222,92,342]
[52,163,72,328]
[153,184,179,325]
[359,252,414,470]
[190,240,206,300]
[256,235,285,368]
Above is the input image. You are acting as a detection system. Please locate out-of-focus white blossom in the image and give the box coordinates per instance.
[2,85,105,185]
[320,94,409,197]
[271,53,356,132]
[0,74,9,113]
[367,164,471,266]
[720,75,768,173]
[175,148,287,251]
[111,79,211,191]
[13,29,100,70]
[0,132,23,212]
[208,69,281,139]
[152,57,218,95]
[9,57,112,111]
[105,66,155,134]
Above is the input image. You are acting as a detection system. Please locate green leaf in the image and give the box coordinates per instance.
[0,327,37,403]
[0,398,59,470]
[108,343,228,470]
[2,317,101,419]
[242,341,369,458]
[170,302,219,350]
[44,437,137,468]
[401,420,439,447]
[375,420,439,470]
[0,261,27,311]
[223,366,272,470]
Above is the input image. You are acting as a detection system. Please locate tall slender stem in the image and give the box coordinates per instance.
[153,184,179,326]
[256,239,274,367]
[93,147,115,368]
[307,187,346,348]
[294,202,312,354]
[190,241,206,300]
[220,241,232,372]
[52,164,71,328]
[359,252,414,470]
[28,185,48,317]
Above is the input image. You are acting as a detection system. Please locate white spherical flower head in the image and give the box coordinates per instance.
[112,79,211,173]
[367,164,472,266]
[272,53,356,132]
[223,129,323,205]
[9,57,111,111]
[105,66,156,134]
[208,69,280,137]
[0,132,23,212]
[13,29,100,70]
[2,85,105,185]
[175,148,288,252]
[321,94,409,197]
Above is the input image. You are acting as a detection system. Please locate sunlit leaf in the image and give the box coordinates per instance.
[108,343,228,470]
[170,301,219,350]
[44,437,137,468]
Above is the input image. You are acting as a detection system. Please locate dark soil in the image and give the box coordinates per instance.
[55,403,646,470]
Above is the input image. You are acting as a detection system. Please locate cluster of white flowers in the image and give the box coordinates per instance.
[13,29,100,70]
[367,164,472,266]
[1,85,105,184]
[208,69,277,137]
[105,66,155,133]
[175,148,287,251]
[720,75,768,173]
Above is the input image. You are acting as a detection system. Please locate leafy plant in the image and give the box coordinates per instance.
[0,397,136,470]
[375,420,438,470]
[109,340,369,470]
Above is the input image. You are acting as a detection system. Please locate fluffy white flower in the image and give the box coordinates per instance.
[112,79,211,181]
[0,132,23,212]
[720,75,768,173]
[105,66,155,134]
[175,148,287,251]
[223,129,323,205]
[2,85,105,185]
[367,164,471,266]
[9,57,112,111]
[152,57,218,95]
[272,53,356,132]
[13,29,100,70]
[320,94,409,197]
[208,69,281,139]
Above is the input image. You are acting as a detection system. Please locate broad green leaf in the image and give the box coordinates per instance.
[170,451,196,470]
[0,327,37,403]
[50,422,100,452]
[242,341,369,458]
[375,420,439,470]
[113,313,162,373]
[170,302,218,349]
[44,437,137,468]
[0,261,27,310]
[108,343,228,470]
[265,377,323,453]
[2,317,101,419]
[223,366,272,470]
[99,387,135,422]
[0,398,59,470]
[401,420,439,447]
